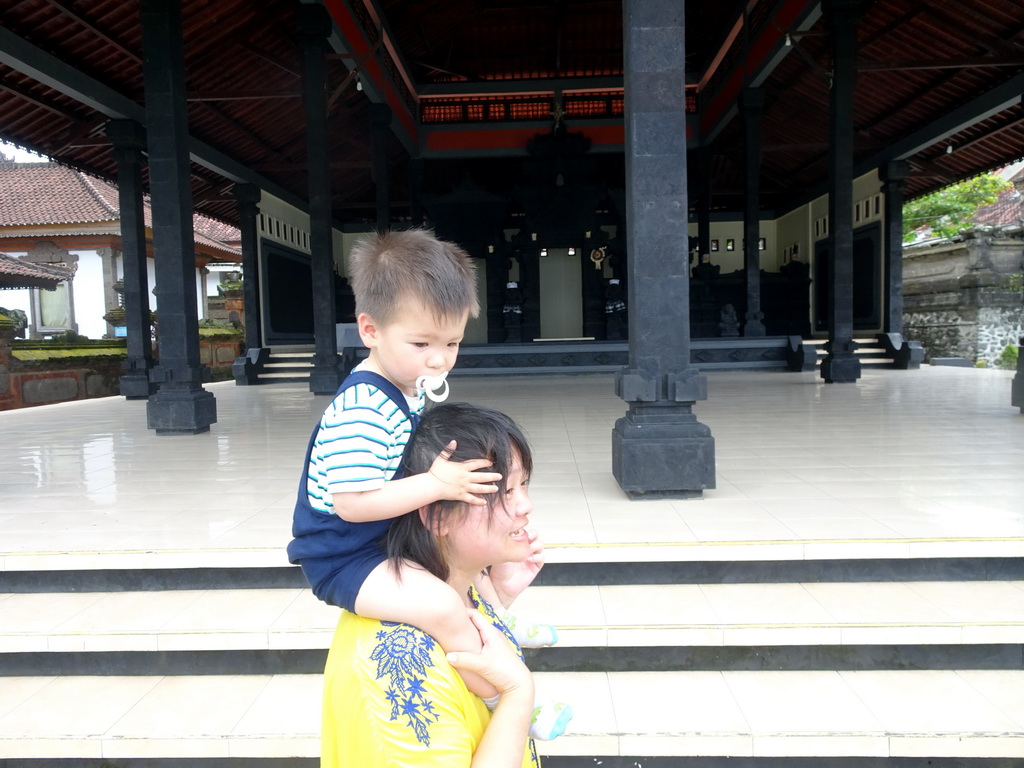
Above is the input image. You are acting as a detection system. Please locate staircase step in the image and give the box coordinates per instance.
[5,536,1023,574]
[2,582,1021,658]
[256,350,316,383]
[2,670,1022,761]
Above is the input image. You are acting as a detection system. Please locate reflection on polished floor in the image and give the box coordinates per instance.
[1,365,1023,762]
[2,366,1021,567]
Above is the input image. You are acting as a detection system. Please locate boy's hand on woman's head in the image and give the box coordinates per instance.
[429,440,503,505]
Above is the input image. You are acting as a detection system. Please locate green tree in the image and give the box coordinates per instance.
[902,173,1012,242]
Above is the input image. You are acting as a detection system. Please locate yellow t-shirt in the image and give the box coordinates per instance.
[321,589,540,768]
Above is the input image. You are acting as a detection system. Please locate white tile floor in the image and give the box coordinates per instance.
[2,366,1020,568]
[1,365,1023,760]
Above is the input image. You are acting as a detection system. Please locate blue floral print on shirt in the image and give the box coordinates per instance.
[368,587,541,765]
[371,622,440,746]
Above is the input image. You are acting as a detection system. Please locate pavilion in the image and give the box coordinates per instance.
[1,0,1022,495]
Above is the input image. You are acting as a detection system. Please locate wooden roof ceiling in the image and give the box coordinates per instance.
[1,0,1022,227]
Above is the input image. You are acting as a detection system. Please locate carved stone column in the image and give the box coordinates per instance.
[820,0,862,383]
[1012,334,1023,414]
[881,160,909,335]
[231,183,268,384]
[105,120,154,399]
[370,103,392,232]
[613,0,715,498]
[97,246,120,335]
[140,0,216,432]
[694,147,712,265]
[741,88,766,336]
[300,3,343,395]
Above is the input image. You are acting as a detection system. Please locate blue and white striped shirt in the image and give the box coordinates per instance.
[306,377,424,514]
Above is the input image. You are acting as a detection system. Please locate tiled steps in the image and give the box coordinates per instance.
[2,581,1024,659]
[4,671,1023,763]
[255,336,907,386]
[805,337,904,368]
[2,574,1023,763]
[258,351,314,383]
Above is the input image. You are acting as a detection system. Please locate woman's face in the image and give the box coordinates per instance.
[443,455,534,572]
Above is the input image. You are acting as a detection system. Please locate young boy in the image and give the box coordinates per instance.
[288,228,570,741]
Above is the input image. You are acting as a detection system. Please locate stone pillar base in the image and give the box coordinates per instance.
[232,347,270,385]
[786,337,817,372]
[147,387,217,435]
[821,353,862,383]
[119,372,158,399]
[310,358,343,396]
[743,315,766,337]
[612,407,716,499]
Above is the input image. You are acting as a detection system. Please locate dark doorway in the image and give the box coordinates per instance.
[814,222,882,333]
[262,241,314,345]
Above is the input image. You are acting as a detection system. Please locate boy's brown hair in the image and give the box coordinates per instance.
[348,228,479,325]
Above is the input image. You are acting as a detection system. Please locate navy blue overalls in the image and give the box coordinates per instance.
[286,370,420,611]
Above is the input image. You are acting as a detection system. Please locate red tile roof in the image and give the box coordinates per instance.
[0,163,118,226]
[972,167,1024,229]
[0,162,240,259]
[0,251,72,290]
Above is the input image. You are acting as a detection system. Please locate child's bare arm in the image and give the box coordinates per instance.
[333,441,502,523]
[357,560,500,700]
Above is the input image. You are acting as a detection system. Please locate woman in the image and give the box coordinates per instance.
[321,402,544,768]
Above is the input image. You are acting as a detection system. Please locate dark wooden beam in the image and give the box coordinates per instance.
[952,114,1024,153]
[239,41,300,79]
[858,56,1024,72]
[252,160,373,172]
[44,0,141,65]
[186,90,302,102]
[0,80,82,121]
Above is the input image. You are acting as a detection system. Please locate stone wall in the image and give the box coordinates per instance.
[0,316,242,409]
[0,329,125,411]
[903,227,1023,365]
[198,332,244,381]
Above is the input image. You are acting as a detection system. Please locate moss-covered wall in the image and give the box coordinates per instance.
[0,323,243,409]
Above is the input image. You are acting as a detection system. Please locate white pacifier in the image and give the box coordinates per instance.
[416,371,450,403]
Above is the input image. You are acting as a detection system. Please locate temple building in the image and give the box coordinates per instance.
[1,0,1022,492]
[0,161,241,341]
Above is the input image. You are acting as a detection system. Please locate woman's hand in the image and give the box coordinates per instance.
[452,611,535,768]
[446,610,534,700]
[429,441,503,506]
[488,526,545,607]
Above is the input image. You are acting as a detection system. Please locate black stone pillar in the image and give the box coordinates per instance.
[140,0,216,434]
[300,4,343,395]
[694,147,712,265]
[408,157,424,227]
[371,103,392,232]
[519,250,541,343]
[235,183,262,350]
[613,0,715,499]
[820,0,862,384]
[231,183,269,385]
[485,247,507,343]
[1012,335,1024,414]
[881,160,909,335]
[741,88,766,336]
[106,119,157,400]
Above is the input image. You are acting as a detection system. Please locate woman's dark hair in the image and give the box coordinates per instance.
[385,402,532,582]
